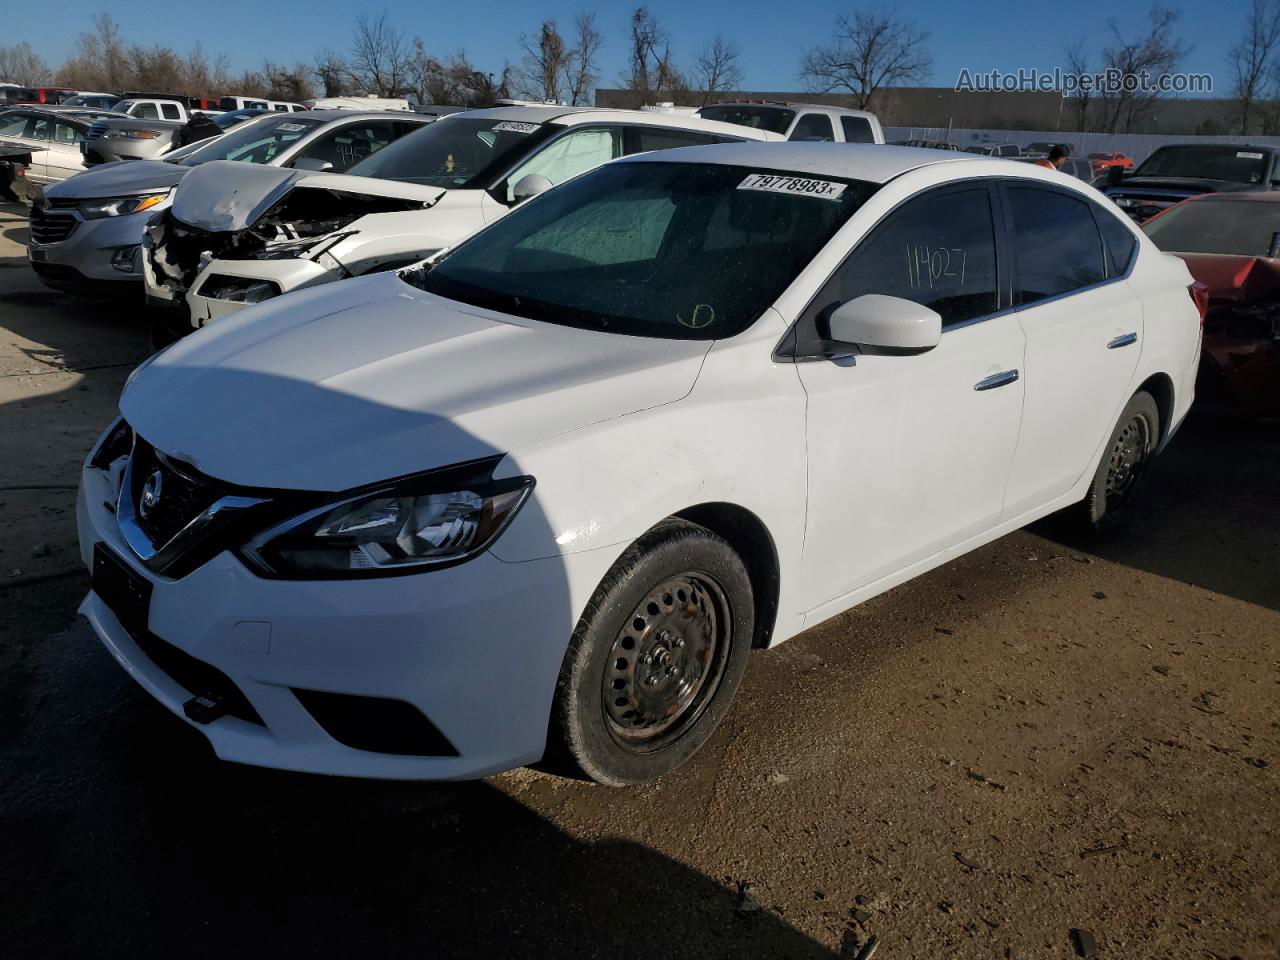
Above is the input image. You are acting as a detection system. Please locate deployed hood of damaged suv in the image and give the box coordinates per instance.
[170,160,446,231]
[120,273,711,491]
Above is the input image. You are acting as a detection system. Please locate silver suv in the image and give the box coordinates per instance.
[29,110,431,296]
[696,101,884,144]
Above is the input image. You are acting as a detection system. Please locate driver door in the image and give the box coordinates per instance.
[792,182,1026,613]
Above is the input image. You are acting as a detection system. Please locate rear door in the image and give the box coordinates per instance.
[1000,184,1143,517]
[47,118,86,180]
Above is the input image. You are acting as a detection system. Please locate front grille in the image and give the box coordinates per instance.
[84,122,108,141]
[28,207,77,244]
[128,436,222,550]
[292,689,458,756]
[134,632,264,726]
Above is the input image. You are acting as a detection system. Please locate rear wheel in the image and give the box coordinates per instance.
[1079,390,1160,533]
[546,519,754,785]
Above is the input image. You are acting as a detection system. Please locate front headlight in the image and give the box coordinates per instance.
[242,474,534,577]
[81,193,168,219]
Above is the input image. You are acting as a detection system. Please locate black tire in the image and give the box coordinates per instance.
[1078,390,1160,534]
[546,519,754,786]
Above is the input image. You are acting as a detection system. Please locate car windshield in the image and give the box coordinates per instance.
[1143,199,1280,256]
[411,161,876,340]
[170,115,323,166]
[346,116,551,188]
[1132,146,1270,183]
[697,105,795,135]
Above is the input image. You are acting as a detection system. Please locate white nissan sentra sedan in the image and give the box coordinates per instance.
[77,144,1203,785]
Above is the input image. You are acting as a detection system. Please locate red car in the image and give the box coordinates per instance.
[1142,192,1280,418]
[1090,151,1134,174]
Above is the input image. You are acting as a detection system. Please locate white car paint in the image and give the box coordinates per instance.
[79,144,1201,780]
[142,105,781,327]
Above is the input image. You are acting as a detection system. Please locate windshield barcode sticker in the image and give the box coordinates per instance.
[493,121,540,134]
[738,174,847,200]
[278,122,306,132]
[1237,151,1264,159]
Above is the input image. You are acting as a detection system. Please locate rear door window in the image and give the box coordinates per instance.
[839,116,876,143]
[131,102,160,119]
[161,102,181,120]
[1006,186,1107,303]
[53,120,82,144]
[625,127,722,154]
[1095,206,1138,274]
[789,113,836,142]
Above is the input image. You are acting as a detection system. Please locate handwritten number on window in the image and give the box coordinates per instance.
[905,245,967,290]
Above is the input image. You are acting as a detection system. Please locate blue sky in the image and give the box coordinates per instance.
[10,1,1239,97]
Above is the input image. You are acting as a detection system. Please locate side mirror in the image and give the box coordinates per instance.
[512,173,553,204]
[827,294,942,356]
[1106,165,1124,185]
[293,157,334,172]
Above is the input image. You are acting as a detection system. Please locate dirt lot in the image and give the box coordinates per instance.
[1,198,1277,959]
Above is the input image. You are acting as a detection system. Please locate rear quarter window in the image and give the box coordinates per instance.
[839,116,875,143]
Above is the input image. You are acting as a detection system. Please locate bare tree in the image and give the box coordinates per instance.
[800,10,931,110]
[314,48,349,97]
[692,35,742,105]
[57,13,130,91]
[263,61,315,102]
[518,20,570,102]
[1063,40,1094,132]
[0,43,51,84]
[1229,0,1280,134]
[565,12,602,106]
[622,7,682,104]
[1096,5,1189,133]
[349,11,412,97]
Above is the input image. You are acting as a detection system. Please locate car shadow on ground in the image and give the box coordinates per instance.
[1033,415,1280,613]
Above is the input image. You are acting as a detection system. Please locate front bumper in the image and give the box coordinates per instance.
[76,461,609,780]
[144,250,334,327]
[28,208,153,293]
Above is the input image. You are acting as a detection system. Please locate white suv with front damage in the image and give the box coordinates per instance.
[142,105,779,329]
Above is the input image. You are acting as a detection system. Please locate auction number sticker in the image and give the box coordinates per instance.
[1237,151,1264,159]
[493,121,541,134]
[737,173,848,200]
[278,122,307,132]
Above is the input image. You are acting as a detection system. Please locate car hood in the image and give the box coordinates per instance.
[171,161,446,232]
[45,159,187,199]
[120,273,711,491]
[1108,177,1260,195]
[1174,252,1280,303]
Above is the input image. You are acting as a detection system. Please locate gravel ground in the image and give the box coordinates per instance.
[1,199,1276,959]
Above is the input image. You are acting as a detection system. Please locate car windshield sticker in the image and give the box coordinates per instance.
[493,121,540,134]
[737,173,847,200]
[278,122,306,132]
[1237,151,1264,159]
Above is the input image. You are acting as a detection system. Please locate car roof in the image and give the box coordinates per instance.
[620,141,982,183]
[272,109,432,123]
[439,104,782,139]
[703,101,877,119]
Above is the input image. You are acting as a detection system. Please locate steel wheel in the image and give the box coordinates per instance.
[603,572,732,751]
[1104,410,1152,511]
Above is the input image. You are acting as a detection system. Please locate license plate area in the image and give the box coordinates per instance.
[29,248,46,261]
[92,543,152,637]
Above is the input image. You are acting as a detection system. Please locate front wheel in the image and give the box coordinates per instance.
[1078,390,1160,533]
[546,519,754,785]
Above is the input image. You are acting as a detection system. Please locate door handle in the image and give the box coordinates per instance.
[1107,332,1138,349]
[974,369,1020,391]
